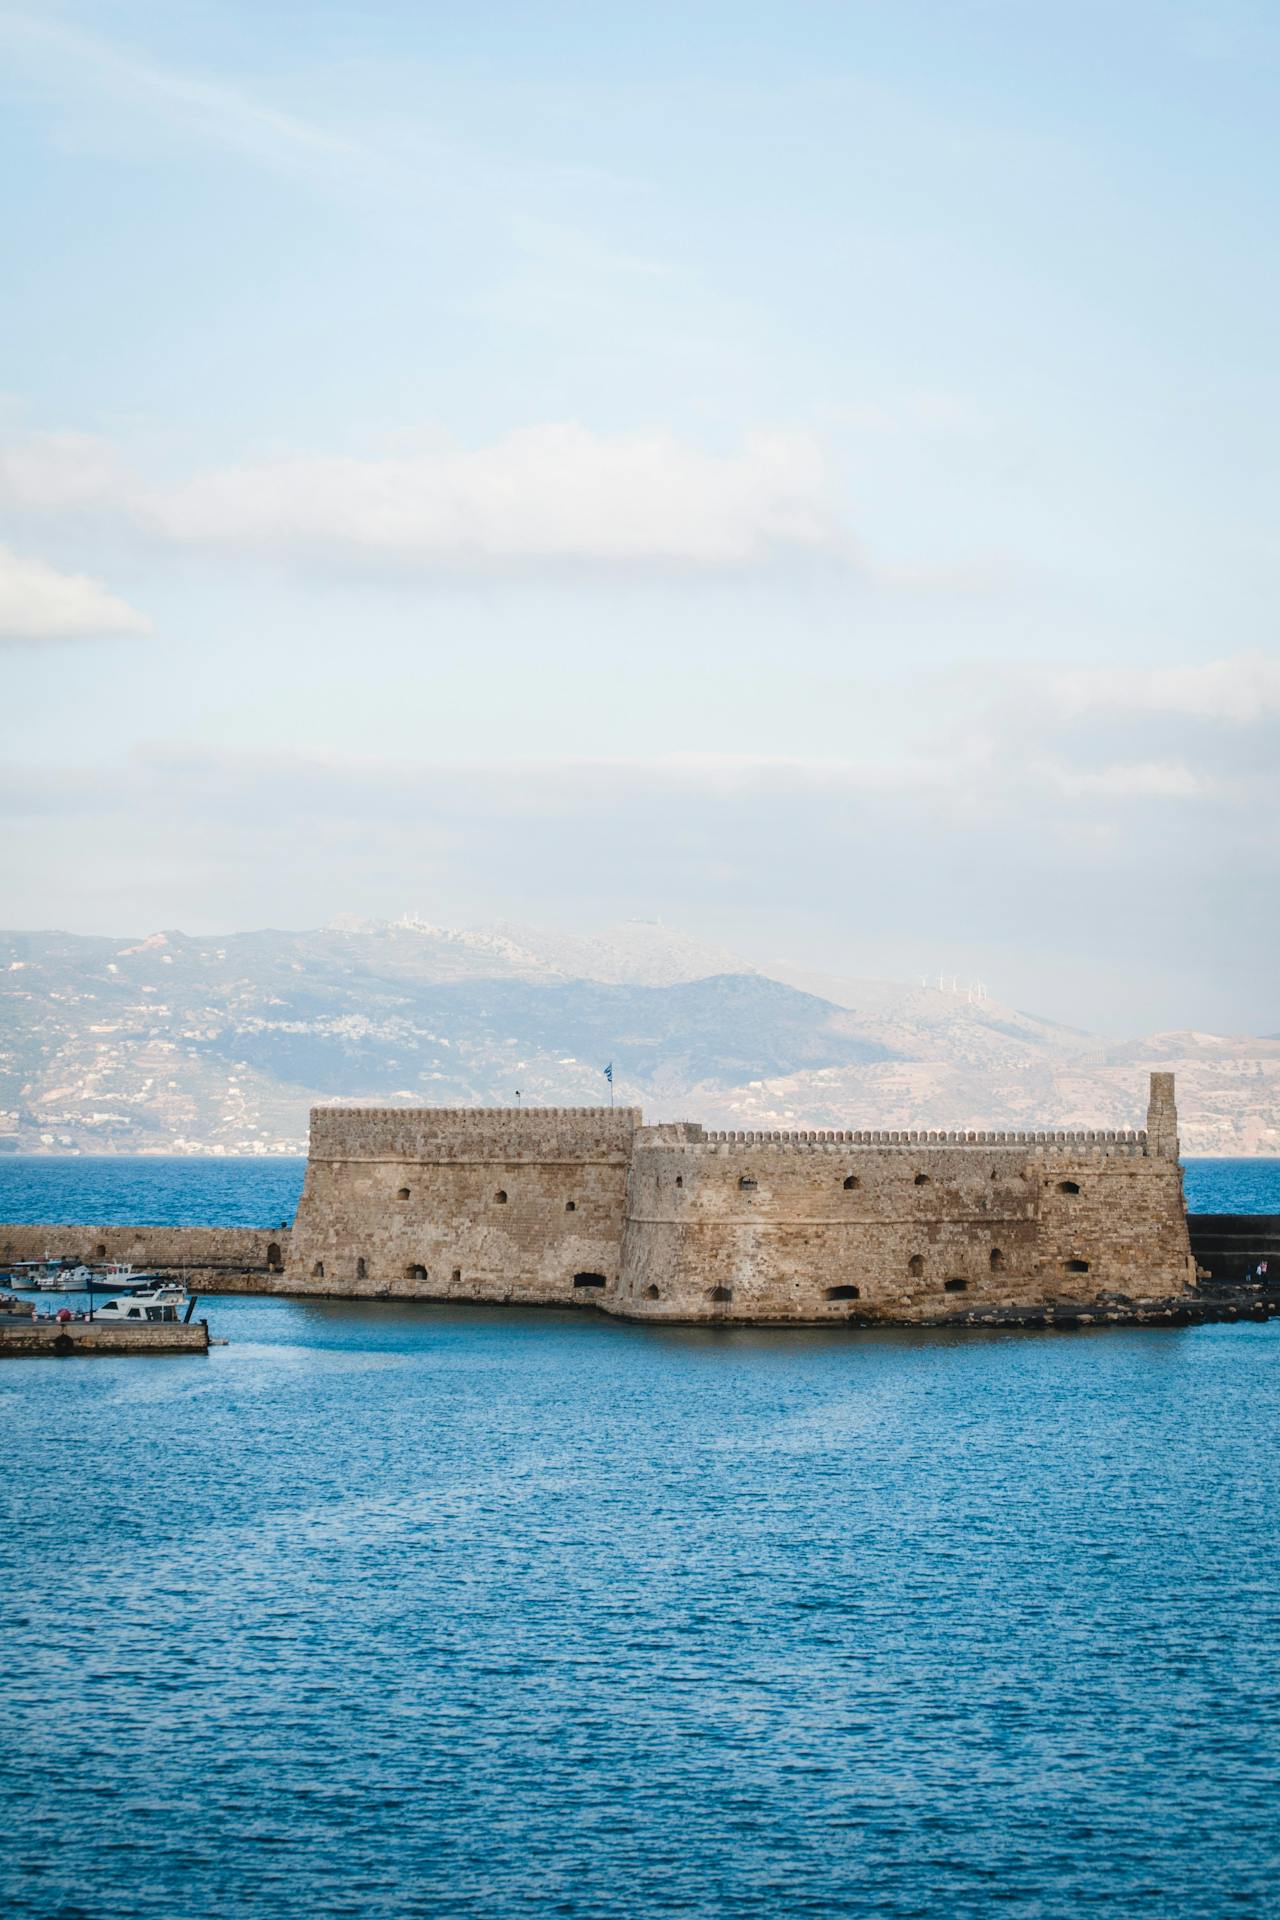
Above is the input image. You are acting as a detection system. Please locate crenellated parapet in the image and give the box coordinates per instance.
[308,1104,640,1164]
[686,1128,1150,1154]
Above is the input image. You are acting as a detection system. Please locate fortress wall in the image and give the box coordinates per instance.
[1,1081,1193,1323]
[616,1116,1193,1324]
[287,1106,639,1305]
[0,1224,288,1291]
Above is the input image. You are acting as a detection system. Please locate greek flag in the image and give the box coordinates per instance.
[604,1063,613,1085]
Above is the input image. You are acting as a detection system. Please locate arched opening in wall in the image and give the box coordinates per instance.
[406,1263,428,1281]
[267,1242,282,1272]
[990,1248,1005,1272]
[494,1190,508,1205]
[312,1261,324,1279]
[356,1257,367,1281]
[843,1175,859,1191]
[709,1285,733,1302]
[573,1272,607,1290]
[908,1254,925,1277]
[826,1285,861,1300]
[914,1173,931,1187]
[96,1243,107,1259]
[452,1268,462,1284]
[565,1200,577,1212]
[397,1187,410,1201]
[643,1285,660,1300]
[1059,1180,1081,1195]
[675,1175,684,1189]
[1065,1258,1090,1274]
[738,1176,757,1191]
[944,1277,968,1293]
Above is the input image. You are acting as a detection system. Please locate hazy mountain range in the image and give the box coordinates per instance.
[2,918,1277,1155]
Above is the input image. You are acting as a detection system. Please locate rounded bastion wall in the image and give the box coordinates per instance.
[615,1135,1194,1322]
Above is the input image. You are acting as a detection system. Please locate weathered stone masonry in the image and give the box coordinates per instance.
[289,1105,639,1308]
[1,1076,1197,1324]
[281,1074,1195,1323]
[0,1223,286,1292]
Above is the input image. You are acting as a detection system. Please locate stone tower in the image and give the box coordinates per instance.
[1146,1072,1179,1160]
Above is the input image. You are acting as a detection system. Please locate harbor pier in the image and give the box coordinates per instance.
[0,1319,210,1357]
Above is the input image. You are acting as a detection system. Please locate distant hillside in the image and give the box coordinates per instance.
[1,920,1277,1154]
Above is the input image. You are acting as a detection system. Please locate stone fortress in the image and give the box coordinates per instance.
[282,1072,1196,1323]
[2,1075,1218,1326]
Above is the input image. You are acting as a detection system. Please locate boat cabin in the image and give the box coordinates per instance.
[95,1298,181,1323]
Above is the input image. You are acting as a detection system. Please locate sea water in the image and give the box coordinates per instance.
[2,1161,1279,1919]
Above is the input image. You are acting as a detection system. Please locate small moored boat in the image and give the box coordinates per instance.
[93,1280,188,1324]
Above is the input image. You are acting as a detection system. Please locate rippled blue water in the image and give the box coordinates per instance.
[0,1154,1277,1228]
[4,1302,1280,1917]
[0,1156,306,1227]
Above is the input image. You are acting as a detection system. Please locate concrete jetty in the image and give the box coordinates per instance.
[0,1319,210,1357]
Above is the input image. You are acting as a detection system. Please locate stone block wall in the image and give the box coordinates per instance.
[287,1106,640,1305]
[0,1224,288,1291]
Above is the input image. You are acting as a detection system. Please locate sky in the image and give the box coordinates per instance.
[1,0,1277,1035]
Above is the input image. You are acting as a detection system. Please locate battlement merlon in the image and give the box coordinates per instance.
[1146,1072,1179,1161]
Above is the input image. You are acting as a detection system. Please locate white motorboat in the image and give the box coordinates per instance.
[44,1263,96,1291]
[5,1259,165,1293]
[93,1280,188,1324]
[6,1259,92,1291]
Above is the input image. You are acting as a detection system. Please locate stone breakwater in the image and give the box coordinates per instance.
[7,1078,1275,1328]
[0,1224,286,1294]
[0,1319,210,1356]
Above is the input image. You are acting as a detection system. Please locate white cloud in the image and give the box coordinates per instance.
[147,426,844,566]
[0,425,848,570]
[0,545,150,642]
[1050,653,1280,724]
[0,431,131,511]
[1047,758,1211,799]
